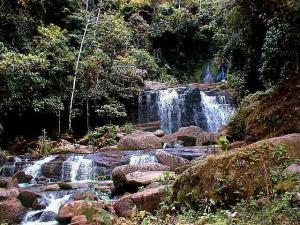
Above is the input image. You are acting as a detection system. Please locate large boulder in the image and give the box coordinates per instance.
[195,131,218,146]
[155,150,189,170]
[58,140,94,154]
[12,171,33,183]
[57,200,106,223]
[41,156,66,179]
[118,131,162,150]
[0,188,19,200]
[32,197,49,210]
[173,133,300,205]
[0,198,25,223]
[125,171,174,187]
[112,163,170,192]
[18,190,41,208]
[113,187,166,217]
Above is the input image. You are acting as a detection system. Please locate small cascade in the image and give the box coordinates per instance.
[158,89,182,133]
[203,64,213,84]
[21,193,71,225]
[1,156,22,177]
[129,154,158,165]
[200,91,234,132]
[23,156,56,180]
[62,155,95,182]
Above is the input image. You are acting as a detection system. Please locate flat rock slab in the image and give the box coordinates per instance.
[125,171,174,186]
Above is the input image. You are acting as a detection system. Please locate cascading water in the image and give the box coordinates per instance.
[203,64,213,84]
[158,89,182,133]
[200,91,234,132]
[129,154,158,165]
[21,193,71,225]
[1,156,22,177]
[23,156,57,180]
[62,155,95,182]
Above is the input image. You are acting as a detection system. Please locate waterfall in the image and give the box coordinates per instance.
[129,154,158,165]
[200,91,234,132]
[62,155,95,182]
[1,156,22,177]
[21,193,71,225]
[23,156,56,180]
[158,89,182,133]
[203,64,213,84]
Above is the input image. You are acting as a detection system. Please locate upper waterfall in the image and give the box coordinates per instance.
[138,87,234,133]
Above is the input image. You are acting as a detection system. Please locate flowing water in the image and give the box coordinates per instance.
[200,91,234,132]
[129,154,158,165]
[203,64,213,83]
[23,156,57,180]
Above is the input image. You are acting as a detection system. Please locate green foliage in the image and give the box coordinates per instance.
[122,122,134,134]
[216,136,230,153]
[158,171,174,185]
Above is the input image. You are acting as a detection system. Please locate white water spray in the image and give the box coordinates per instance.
[129,154,158,165]
[23,156,56,180]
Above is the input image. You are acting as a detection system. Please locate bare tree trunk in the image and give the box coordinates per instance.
[58,109,61,137]
[68,13,91,132]
[86,99,90,132]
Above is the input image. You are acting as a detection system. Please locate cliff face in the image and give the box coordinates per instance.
[227,76,300,142]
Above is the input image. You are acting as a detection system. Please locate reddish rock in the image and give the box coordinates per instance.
[71,192,97,201]
[70,215,88,225]
[58,139,94,154]
[99,145,120,151]
[155,150,189,170]
[229,141,246,150]
[45,184,60,191]
[286,163,300,174]
[125,171,173,186]
[0,198,25,223]
[0,177,18,189]
[12,171,33,183]
[153,130,165,137]
[113,187,166,217]
[118,130,162,150]
[195,131,218,146]
[0,188,19,200]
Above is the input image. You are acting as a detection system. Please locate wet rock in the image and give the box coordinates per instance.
[57,200,103,223]
[125,171,173,187]
[40,211,57,222]
[286,163,300,174]
[112,163,170,192]
[41,157,65,179]
[18,190,41,208]
[58,139,94,154]
[113,187,166,217]
[153,130,165,137]
[58,182,74,190]
[12,171,33,183]
[155,150,189,170]
[99,145,120,151]
[118,130,162,150]
[45,183,60,191]
[0,198,25,223]
[71,192,97,201]
[173,133,300,205]
[0,177,18,189]
[70,215,88,225]
[0,188,19,200]
[32,197,49,210]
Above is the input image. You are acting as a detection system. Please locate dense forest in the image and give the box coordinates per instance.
[0,1,300,225]
[0,0,299,146]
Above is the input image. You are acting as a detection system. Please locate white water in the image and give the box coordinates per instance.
[158,89,182,133]
[203,64,213,83]
[200,91,234,132]
[62,155,95,182]
[129,154,158,165]
[23,156,57,180]
[21,194,70,225]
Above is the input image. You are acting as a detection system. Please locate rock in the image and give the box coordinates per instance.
[125,171,174,186]
[0,188,19,200]
[118,130,162,150]
[45,184,60,191]
[58,139,94,154]
[291,193,300,207]
[32,197,49,210]
[70,215,88,225]
[195,131,218,146]
[153,130,165,137]
[18,190,41,208]
[57,200,103,223]
[173,133,300,205]
[58,182,74,190]
[113,187,166,217]
[229,141,246,150]
[71,192,97,201]
[116,133,125,141]
[112,163,170,192]
[12,171,33,183]
[155,150,189,170]
[41,156,65,179]
[0,177,18,189]
[39,211,57,222]
[99,145,120,151]
[0,198,25,223]
[144,81,170,90]
[286,163,300,174]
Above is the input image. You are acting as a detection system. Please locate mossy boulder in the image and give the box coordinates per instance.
[173,133,300,205]
[228,76,300,142]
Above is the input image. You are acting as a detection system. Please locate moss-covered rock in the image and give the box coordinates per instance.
[228,76,300,142]
[173,133,300,205]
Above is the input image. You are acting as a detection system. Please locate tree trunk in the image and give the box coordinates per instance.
[86,99,90,132]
